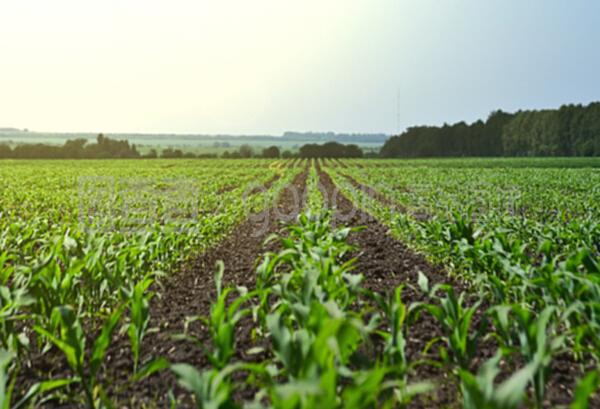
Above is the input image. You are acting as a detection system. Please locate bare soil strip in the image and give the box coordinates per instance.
[217,184,238,194]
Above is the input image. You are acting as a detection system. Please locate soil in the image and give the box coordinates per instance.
[217,184,237,194]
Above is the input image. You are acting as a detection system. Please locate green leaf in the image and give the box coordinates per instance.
[90,305,125,378]
[571,371,600,409]
[494,361,537,408]
[33,326,78,372]
[417,271,429,294]
[14,378,78,409]
[171,363,203,394]
[132,358,170,382]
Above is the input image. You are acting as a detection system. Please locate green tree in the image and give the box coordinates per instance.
[262,146,280,158]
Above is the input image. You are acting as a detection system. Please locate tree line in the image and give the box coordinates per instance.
[0,135,222,159]
[0,135,365,159]
[380,102,600,157]
[0,135,142,159]
[223,142,364,158]
[298,142,363,158]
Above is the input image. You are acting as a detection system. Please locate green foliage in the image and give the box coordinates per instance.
[459,352,539,409]
[299,142,364,159]
[5,157,600,407]
[571,370,600,409]
[0,350,15,409]
[306,161,324,213]
[34,304,124,407]
[122,274,155,373]
[177,262,254,369]
[380,101,600,157]
[414,286,484,371]
[171,364,238,409]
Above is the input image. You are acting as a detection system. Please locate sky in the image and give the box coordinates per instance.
[1,0,599,135]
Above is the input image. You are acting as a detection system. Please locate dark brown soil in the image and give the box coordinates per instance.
[217,184,238,194]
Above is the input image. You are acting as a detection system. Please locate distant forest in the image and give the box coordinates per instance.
[380,102,600,157]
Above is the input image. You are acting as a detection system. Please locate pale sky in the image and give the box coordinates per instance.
[1,0,599,135]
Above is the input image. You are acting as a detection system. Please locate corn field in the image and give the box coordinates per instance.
[1,158,599,408]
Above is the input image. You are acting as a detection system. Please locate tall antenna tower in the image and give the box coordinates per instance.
[396,88,401,135]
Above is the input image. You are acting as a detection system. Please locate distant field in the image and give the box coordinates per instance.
[0,131,385,155]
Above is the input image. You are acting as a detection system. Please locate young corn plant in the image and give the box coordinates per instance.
[571,370,600,409]
[172,361,273,409]
[33,304,124,408]
[0,284,34,354]
[269,212,362,316]
[369,286,408,376]
[260,210,431,408]
[171,364,236,409]
[459,351,540,409]
[178,261,254,369]
[413,281,484,372]
[27,232,86,321]
[266,306,369,408]
[0,349,14,409]
[1,342,76,408]
[489,305,565,408]
[122,273,155,374]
